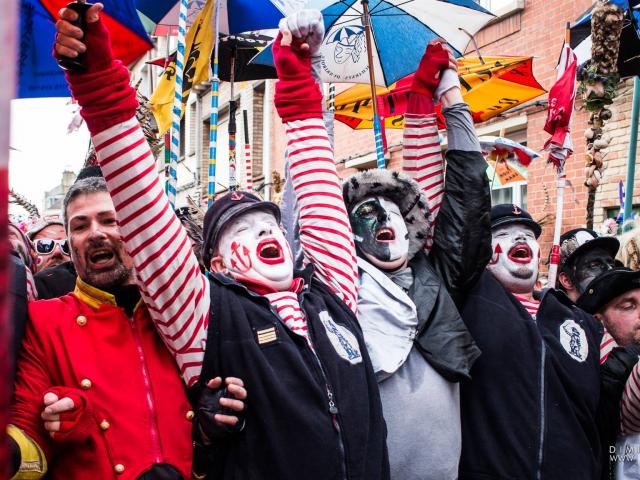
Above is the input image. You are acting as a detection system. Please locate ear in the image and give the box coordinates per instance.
[209,255,227,274]
[558,271,575,291]
[593,312,603,322]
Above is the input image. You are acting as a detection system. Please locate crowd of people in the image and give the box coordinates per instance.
[5,4,640,480]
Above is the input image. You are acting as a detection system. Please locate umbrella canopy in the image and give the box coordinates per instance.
[141,0,308,34]
[479,136,540,166]
[332,56,546,129]
[255,0,494,86]
[570,0,640,78]
[19,0,152,98]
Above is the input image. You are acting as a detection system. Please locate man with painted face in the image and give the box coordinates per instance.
[53,6,387,480]
[459,204,604,479]
[558,228,619,303]
[342,40,490,479]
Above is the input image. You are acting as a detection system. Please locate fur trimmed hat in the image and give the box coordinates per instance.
[342,169,431,260]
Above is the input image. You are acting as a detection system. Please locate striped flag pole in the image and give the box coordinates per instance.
[228,49,237,191]
[208,0,222,207]
[328,83,335,111]
[243,109,253,191]
[168,0,189,208]
[361,0,385,169]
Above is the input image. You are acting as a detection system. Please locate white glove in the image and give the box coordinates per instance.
[434,68,461,102]
[278,9,325,55]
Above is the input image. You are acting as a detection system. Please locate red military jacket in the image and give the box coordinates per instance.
[11,278,194,479]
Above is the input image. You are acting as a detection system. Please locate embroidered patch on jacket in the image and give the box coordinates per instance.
[319,311,362,365]
[256,327,278,345]
[559,319,588,363]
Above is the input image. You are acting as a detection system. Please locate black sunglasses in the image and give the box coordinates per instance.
[34,238,70,256]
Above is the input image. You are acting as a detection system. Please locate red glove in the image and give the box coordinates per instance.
[55,18,137,135]
[408,42,451,115]
[43,387,94,444]
[273,32,323,123]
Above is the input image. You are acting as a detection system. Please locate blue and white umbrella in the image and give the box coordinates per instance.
[257,0,494,86]
[255,0,494,168]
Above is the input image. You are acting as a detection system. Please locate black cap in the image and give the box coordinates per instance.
[559,228,620,270]
[577,268,640,314]
[202,191,280,267]
[490,204,541,238]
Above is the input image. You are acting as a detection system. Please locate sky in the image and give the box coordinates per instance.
[9,97,90,216]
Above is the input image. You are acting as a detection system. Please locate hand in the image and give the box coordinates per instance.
[278,9,324,55]
[41,387,94,443]
[412,38,457,100]
[195,377,248,443]
[272,28,323,122]
[54,3,103,59]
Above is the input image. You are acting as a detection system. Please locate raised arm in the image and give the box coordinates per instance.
[55,7,208,387]
[273,15,358,313]
[402,42,452,252]
[404,42,491,300]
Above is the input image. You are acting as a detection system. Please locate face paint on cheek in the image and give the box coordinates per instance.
[230,240,252,273]
[489,243,503,266]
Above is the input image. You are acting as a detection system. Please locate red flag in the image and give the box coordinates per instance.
[544,44,577,168]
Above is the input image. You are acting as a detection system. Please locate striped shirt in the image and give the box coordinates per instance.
[402,113,445,253]
[600,330,618,364]
[513,293,540,318]
[94,116,357,386]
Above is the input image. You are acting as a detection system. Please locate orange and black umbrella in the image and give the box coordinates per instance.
[332,55,546,129]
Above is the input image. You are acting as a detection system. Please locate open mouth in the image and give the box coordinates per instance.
[256,238,284,265]
[508,243,533,264]
[88,248,116,269]
[375,227,396,242]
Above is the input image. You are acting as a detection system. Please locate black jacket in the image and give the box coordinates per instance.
[33,261,77,299]
[408,149,491,382]
[193,266,389,480]
[598,345,640,480]
[460,271,603,480]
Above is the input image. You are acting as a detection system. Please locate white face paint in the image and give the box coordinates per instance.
[487,224,540,294]
[216,209,294,291]
[350,196,410,271]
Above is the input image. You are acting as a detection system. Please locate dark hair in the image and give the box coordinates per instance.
[63,176,109,229]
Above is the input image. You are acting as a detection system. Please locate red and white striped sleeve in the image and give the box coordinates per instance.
[286,117,359,314]
[600,330,618,364]
[621,361,640,434]
[402,113,445,253]
[93,117,209,387]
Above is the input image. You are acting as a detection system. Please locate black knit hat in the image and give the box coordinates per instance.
[202,191,280,267]
[490,204,541,238]
[577,268,640,314]
[558,228,620,271]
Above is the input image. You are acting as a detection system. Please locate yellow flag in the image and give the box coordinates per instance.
[150,0,215,134]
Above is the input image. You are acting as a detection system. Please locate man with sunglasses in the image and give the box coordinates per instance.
[27,220,70,272]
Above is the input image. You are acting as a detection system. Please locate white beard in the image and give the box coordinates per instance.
[487,225,540,294]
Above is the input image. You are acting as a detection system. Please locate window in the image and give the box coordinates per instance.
[475,0,524,16]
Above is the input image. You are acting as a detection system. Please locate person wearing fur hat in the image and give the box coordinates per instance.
[341,40,490,479]
[458,204,604,479]
[557,227,620,303]
[51,6,388,480]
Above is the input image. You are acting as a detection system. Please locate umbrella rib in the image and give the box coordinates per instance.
[369,0,414,16]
